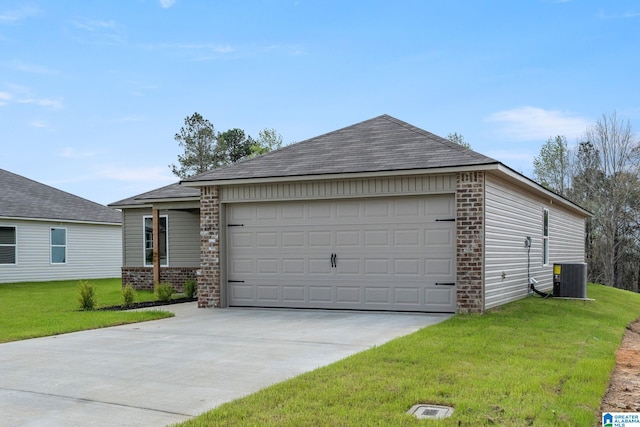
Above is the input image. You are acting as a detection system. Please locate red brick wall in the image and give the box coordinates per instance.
[198,186,220,308]
[122,266,197,292]
[456,171,485,313]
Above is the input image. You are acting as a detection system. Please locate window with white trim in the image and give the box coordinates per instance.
[144,215,168,266]
[542,208,549,266]
[51,227,67,264]
[0,226,16,264]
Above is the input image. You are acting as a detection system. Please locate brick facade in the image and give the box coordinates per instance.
[122,266,197,292]
[456,171,485,313]
[198,186,220,308]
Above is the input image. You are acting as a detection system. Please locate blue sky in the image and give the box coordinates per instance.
[1,1,639,205]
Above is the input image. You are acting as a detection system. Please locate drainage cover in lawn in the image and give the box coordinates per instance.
[407,404,454,420]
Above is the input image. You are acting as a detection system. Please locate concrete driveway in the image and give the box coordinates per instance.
[0,304,452,427]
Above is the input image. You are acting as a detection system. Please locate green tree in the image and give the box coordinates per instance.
[447,132,471,149]
[170,113,217,178]
[533,135,570,196]
[216,128,254,166]
[251,128,283,157]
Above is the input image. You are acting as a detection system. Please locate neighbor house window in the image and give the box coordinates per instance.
[51,227,67,264]
[542,209,549,266]
[144,215,168,266]
[0,226,17,264]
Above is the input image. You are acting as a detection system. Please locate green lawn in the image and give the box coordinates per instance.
[0,278,173,343]
[176,284,640,427]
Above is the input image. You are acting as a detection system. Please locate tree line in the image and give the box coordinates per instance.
[170,112,283,179]
[533,112,640,291]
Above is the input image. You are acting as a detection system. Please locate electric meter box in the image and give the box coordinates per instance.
[552,263,587,298]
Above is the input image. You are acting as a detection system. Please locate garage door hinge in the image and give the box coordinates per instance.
[435,218,456,222]
[227,224,244,227]
[435,282,456,286]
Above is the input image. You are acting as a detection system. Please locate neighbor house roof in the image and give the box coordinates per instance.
[182,114,499,184]
[0,168,121,224]
[108,182,200,208]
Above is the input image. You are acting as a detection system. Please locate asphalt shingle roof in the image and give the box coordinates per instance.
[108,182,200,207]
[0,168,121,224]
[183,114,499,183]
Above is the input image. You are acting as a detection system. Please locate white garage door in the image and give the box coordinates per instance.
[226,195,456,312]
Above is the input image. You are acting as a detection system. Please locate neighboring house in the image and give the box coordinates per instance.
[0,168,122,283]
[115,115,590,313]
[108,183,201,291]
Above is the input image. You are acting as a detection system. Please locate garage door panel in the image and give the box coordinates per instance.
[282,286,305,302]
[394,229,420,246]
[336,230,361,247]
[394,287,421,305]
[425,258,454,275]
[364,230,389,246]
[336,286,360,302]
[227,196,456,312]
[335,258,360,274]
[394,258,420,275]
[425,288,456,306]
[309,286,332,302]
[309,258,332,274]
[425,227,454,246]
[256,232,278,247]
[365,287,390,304]
[256,259,278,274]
[364,258,390,275]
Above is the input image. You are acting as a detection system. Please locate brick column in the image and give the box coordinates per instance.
[456,171,485,313]
[198,186,220,308]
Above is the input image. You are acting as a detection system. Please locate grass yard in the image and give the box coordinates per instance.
[176,284,640,427]
[0,278,173,343]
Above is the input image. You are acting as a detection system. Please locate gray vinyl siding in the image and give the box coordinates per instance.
[484,174,585,310]
[221,174,457,203]
[0,218,121,283]
[167,209,200,266]
[123,208,145,267]
[122,208,199,268]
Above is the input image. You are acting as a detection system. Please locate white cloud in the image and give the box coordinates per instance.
[72,19,118,32]
[0,91,11,106]
[0,6,40,24]
[7,60,58,74]
[59,147,97,158]
[486,106,590,141]
[159,0,176,9]
[17,97,64,109]
[598,9,640,19]
[30,120,47,128]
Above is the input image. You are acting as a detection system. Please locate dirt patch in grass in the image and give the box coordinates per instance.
[600,318,640,417]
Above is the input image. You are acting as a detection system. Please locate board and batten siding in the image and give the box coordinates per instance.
[0,219,121,283]
[484,174,586,310]
[221,174,457,203]
[122,208,199,268]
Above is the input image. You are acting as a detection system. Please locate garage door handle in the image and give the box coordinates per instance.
[330,253,337,268]
[435,282,455,286]
[228,280,245,283]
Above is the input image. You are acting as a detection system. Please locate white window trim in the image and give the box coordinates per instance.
[50,227,67,265]
[0,225,17,265]
[143,215,169,267]
[542,208,550,266]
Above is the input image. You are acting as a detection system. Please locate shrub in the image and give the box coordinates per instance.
[156,283,174,302]
[122,284,136,308]
[78,280,96,310]
[183,279,197,298]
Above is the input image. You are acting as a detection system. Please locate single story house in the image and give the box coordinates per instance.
[0,168,122,283]
[114,115,590,313]
[108,183,201,291]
